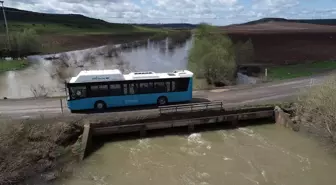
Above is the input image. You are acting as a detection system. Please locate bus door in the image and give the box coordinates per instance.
[122,83,139,106]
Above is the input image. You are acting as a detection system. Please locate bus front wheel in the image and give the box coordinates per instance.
[157,96,168,106]
[94,101,107,111]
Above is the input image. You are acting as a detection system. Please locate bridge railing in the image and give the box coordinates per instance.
[158,101,224,114]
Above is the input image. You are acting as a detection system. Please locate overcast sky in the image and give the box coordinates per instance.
[2,0,336,25]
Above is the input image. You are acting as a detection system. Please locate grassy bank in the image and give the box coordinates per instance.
[39,29,190,54]
[0,118,83,184]
[268,61,336,80]
[1,7,192,55]
[0,59,29,72]
[0,98,294,184]
[5,22,166,36]
[1,8,190,55]
[1,22,189,55]
[283,74,336,151]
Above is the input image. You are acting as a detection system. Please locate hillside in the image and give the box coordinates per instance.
[240,18,336,26]
[135,23,198,29]
[0,7,137,31]
[0,7,194,33]
[0,7,189,54]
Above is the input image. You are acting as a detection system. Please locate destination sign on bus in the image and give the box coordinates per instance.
[92,76,110,80]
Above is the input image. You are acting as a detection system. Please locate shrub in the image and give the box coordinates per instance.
[8,28,42,58]
[188,23,237,86]
[234,39,255,65]
[0,119,83,184]
[295,74,336,141]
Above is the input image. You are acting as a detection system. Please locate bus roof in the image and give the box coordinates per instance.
[68,69,193,83]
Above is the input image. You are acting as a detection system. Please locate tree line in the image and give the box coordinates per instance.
[188,23,254,86]
[0,28,41,58]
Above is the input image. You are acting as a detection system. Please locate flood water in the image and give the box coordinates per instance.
[0,37,192,98]
[59,125,336,185]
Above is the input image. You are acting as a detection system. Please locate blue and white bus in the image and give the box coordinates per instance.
[65,69,194,112]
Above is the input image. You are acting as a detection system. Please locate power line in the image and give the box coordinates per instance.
[0,1,10,49]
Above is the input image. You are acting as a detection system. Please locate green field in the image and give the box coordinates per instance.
[2,22,167,36]
[0,7,191,56]
[0,7,177,36]
[0,59,29,72]
[268,61,336,80]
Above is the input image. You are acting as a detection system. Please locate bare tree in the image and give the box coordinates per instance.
[30,84,49,97]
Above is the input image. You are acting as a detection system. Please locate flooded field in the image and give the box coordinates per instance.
[58,125,336,185]
[0,37,192,98]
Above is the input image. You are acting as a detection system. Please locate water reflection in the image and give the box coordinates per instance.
[0,35,192,98]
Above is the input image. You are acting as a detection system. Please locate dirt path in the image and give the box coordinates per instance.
[0,74,327,121]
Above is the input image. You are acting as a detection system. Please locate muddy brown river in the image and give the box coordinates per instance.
[58,125,336,185]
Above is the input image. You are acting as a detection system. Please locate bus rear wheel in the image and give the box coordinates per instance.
[94,101,107,111]
[157,96,168,106]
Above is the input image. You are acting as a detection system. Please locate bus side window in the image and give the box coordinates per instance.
[154,81,165,93]
[129,83,138,94]
[123,84,128,95]
[139,82,149,93]
[148,82,154,93]
[91,85,98,91]
[70,86,87,100]
[176,78,189,91]
[99,85,108,92]
[110,84,122,96]
[171,81,176,92]
[91,84,109,97]
[165,81,171,92]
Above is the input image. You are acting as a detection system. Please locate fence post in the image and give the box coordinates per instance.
[60,99,63,114]
[265,68,268,79]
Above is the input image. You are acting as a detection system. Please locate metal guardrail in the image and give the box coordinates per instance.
[159,101,224,114]
[92,109,275,136]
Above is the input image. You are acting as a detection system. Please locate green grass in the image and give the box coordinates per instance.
[0,59,29,72]
[0,7,167,35]
[1,22,166,36]
[0,7,190,36]
[268,61,336,80]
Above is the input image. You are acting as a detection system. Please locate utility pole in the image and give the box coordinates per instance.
[0,1,10,49]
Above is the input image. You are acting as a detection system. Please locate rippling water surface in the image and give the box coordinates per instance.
[60,125,336,185]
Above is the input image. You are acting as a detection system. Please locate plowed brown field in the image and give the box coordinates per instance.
[221,22,336,64]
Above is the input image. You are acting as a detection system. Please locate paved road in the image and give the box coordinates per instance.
[0,75,327,121]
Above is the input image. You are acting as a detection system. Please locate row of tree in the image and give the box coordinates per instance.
[188,23,254,86]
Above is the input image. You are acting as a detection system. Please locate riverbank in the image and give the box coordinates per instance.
[0,118,83,185]
[231,61,336,87]
[39,30,188,54]
[0,59,29,73]
[0,72,328,184]
[1,29,190,56]
[267,61,336,80]
[0,102,292,184]
[1,21,191,56]
[276,103,336,156]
